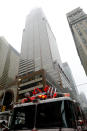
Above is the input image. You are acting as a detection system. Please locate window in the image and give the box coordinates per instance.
[74,103,83,121]
[64,101,76,128]
[15,112,25,125]
[36,101,66,129]
[82,38,86,44]
[9,105,36,130]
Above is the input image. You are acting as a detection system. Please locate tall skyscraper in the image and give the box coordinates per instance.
[63,62,79,100]
[18,9,62,89]
[67,7,87,75]
[0,37,19,89]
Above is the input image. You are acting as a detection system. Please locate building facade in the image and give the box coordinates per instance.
[0,37,19,109]
[62,62,79,100]
[67,7,87,75]
[0,37,19,89]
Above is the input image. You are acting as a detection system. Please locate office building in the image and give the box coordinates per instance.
[18,8,62,77]
[0,37,19,89]
[63,62,79,100]
[18,8,63,98]
[67,7,87,75]
[0,37,19,108]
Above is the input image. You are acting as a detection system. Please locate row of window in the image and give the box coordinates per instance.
[74,24,87,46]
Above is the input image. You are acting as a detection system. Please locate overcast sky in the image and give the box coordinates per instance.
[0,0,87,97]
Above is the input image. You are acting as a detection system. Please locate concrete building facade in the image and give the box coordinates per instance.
[0,37,19,110]
[0,37,19,89]
[67,7,87,75]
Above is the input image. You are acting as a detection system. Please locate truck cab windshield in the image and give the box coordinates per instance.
[9,100,76,130]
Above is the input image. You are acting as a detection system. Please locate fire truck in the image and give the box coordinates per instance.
[0,84,87,131]
[3,91,85,131]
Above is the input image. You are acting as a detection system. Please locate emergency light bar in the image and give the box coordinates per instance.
[20,85,70,103]
[21,92,70,104]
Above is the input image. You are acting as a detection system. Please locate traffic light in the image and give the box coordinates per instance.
[1,106,6,112]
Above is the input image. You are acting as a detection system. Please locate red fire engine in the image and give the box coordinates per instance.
[1,86,87,131]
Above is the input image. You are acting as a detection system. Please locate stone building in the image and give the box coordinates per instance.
[67,7,87,75]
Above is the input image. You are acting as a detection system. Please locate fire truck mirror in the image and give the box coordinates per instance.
[77,119,83,126]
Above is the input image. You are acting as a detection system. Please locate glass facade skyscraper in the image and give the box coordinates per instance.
[63,62,79,101]
[18,8,62,86]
